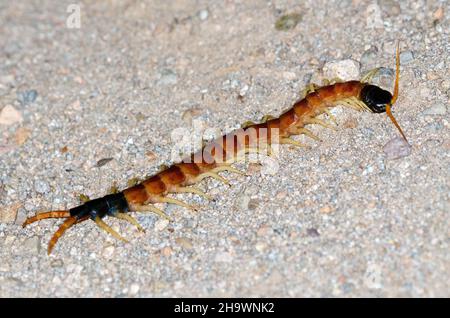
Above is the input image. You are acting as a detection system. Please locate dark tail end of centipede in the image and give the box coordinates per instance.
[22,210,88,254]
[386,41,409,144]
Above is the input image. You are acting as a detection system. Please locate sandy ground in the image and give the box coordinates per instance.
[0,0,448,297]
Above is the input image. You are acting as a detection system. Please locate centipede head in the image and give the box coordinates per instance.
[360,41,408,143]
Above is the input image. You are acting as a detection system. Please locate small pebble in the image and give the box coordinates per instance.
[102,245,115,258]
[257,224,271,237]
[50,259,64,268]
[17,89,38,105]
[145,151,157,161]
[34,180,50,194]
[0,105,23,125]
[96,157,114,167]
[365,3,384,29]
[275,13,302,31]
[378,0,401,16]
[422,103,447,115]
[248,198,258,210]
[129,283,140,295]
[175,237,193,250]
[383,137,411,160]
[399,51,414,64]
[15,127,30,145]
[307,228,320,237]
[255,241,267,252]
[155,219,169,231]
[23,236,40,254]
[161,246,172,257]
[198,9,209,21]
[319,205,334,214]
[360,46,378,66]
[323,59,360,81]
[157,69,177,86]
[0,203,20,223]
[235,194,251,210]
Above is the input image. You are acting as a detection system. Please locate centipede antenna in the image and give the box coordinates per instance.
[387,41,409,143]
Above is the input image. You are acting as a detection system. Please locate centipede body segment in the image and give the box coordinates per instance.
[23,43,408,254]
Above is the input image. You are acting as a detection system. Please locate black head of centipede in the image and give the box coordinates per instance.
[360,85,392,113]
[362,41,409,143]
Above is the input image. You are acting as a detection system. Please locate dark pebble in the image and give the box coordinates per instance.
[17,89,38,105]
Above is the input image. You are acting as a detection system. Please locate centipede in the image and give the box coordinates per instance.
[23,43,409,255]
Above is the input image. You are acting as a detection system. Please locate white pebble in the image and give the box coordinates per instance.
[365,3,384,29]
[34,180,50,194]
[383,137,411,160]
[155,219,169,231]
[323,59,360,81]
[198,9,209,21]
[400,51,414,64]
[102,245,115,258]
[0,105,23,125]
[129,283,140,295]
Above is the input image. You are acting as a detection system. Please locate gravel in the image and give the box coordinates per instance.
[0,0,448,297]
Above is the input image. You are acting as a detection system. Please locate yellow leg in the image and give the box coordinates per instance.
[261,114,276,122]
[322,77,343,86]
[241,120,256,129]
[157,197,199,211]
[304,118,337,130]
[195,172,230,185]
[114,213,144,232]
[300,83,319,98]
[244,146,274,157]
[280,137,308,148]
[323,109,338,125]
[361,67,381,84]
[212,165,247,176]
[172,186,212,200]
[79,194,90,203]
[340,97,370,112]
[297,128,321,141]
[95,216,129,243]
[130,204,172,221]
[108,182,119,194]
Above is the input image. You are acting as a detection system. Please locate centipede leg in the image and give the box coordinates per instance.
[130,204,172,221]
[212,164,247,176]
[323,109,338,125]
[361,67,381,84]
[171,186,212,200]
[95,216,129,243]
[157,197,199,211]
[114,213,145,232]
[47,216,77,255]
[297,128,322,141]
[79,194,90,203]
[22,211,71,228]
[321,77,343,86]
[195,172,230,186]
[304,118,337,130]
[300,83,319,98]
[280,137,308,148]
[244,146,274,158]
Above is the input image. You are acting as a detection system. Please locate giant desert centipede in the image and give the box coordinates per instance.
[23,44,408,254]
